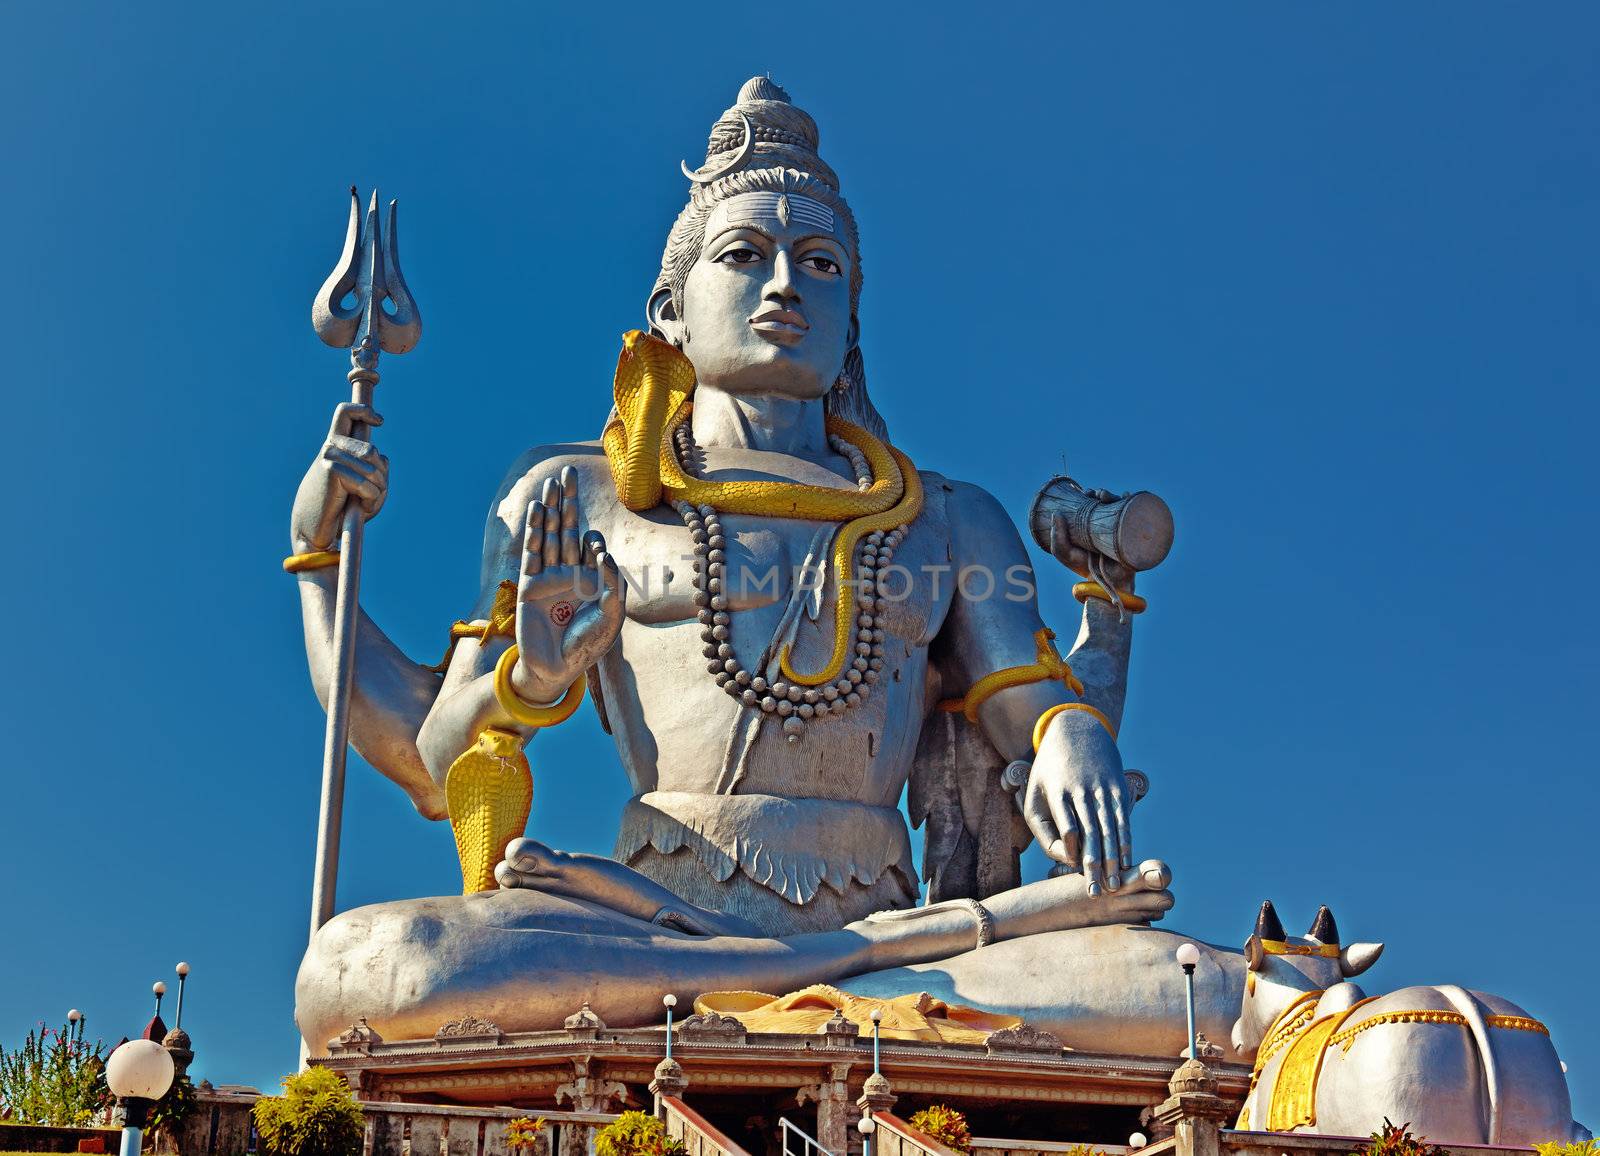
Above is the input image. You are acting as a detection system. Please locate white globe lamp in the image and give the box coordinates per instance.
[106,1039,175,1156]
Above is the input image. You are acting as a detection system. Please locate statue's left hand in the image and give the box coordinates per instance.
[1022,710,1133,896]
[510,467,626,704]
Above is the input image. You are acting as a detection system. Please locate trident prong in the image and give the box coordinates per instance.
[312,188,421,366]
[304,187,422,946]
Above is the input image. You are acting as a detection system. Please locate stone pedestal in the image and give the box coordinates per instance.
[650,1057,688,1116]
[856,1071,896,1117]
[1151,1060,1235,1156]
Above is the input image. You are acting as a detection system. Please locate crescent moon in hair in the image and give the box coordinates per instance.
[681,113,755,184]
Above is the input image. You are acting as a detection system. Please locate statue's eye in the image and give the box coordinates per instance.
[716,246,763,266]
[801,254,842,276]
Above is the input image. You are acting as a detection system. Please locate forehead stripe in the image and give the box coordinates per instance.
[725,191,836,233]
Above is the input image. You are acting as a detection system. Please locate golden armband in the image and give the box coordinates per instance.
[937,628,1085,723]
[282,550,342,573]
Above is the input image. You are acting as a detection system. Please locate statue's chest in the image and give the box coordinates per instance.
[603,495,953,650]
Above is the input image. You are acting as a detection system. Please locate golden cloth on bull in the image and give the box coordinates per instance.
[1265,998,1377,1130]
[695,984,1022,1044]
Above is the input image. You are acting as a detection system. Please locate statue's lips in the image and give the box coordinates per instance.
[748,308,809,345]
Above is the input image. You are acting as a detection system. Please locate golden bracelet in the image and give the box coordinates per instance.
[1073,582,1147,614]
[492,644,587,728]
[1033,701,1117,751]
[283,550,342,574]
[936,628,1086,722]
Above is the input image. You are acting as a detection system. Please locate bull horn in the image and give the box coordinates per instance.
[1306,905,1340,945]
[1340,941,1384,977]
[1254,899,1285,942]
[680,113,756,185]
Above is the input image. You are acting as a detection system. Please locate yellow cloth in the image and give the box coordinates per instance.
[694,985,1022,1045]
[1266,998,1377,1130]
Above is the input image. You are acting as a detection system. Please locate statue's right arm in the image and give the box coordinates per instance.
[415,455,626,789]
[290,402,448,820]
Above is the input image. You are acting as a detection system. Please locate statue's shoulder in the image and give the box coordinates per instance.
[924,473,1013,528]
[484,439,616,545]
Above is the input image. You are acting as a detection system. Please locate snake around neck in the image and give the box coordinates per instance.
[600,331,925,737]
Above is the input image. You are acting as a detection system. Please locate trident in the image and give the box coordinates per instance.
[306,188,421,939]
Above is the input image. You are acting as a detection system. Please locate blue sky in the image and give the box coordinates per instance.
[2,0,1596,1129]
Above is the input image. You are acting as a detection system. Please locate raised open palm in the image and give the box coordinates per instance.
[509,466,625,703]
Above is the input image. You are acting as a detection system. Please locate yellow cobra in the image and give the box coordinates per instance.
[601,330,925,686]
[777,446,923,685]
[445,728,533,895]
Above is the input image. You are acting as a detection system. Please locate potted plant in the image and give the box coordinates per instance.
[908,1105,972,1155]
[505,1116,547,1155]
[594,1111,685,1156]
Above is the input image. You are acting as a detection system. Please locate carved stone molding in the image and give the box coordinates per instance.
[678,1011,746,1043]
[434,1014,503,1044]
[329,1017,384,1053]
[820,1009,860,1044]
[985,1022,1065,1055]
[563,1003,607,1040]
[555,1059,628,1113]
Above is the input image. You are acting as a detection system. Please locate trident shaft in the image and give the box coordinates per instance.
[306,188,421,940]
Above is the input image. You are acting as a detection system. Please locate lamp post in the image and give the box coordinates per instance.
[663,993,677,1062]
[869,1007,882,1075]
[1175,943,1201,1060]
[106,1039,175,1156]
[857,1111,876,1156]
[67,1009,82,1043]
[173,964,191,1030]
[151,982,167,1022]
[1128,1133,1148,1152]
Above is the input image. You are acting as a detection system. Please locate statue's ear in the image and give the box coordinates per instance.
[1245,935,1266,972]
[648,286,683,345]
[847,314,860,349]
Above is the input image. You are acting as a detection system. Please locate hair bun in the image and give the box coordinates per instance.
[737,76,790,104]
[691,76,838,190]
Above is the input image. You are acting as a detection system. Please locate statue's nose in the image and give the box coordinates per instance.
[764,250,800,302]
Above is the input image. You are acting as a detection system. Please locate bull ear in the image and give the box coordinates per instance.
[1339,941,1383,977]
[1254,900,1286,943]
[1245,935,1266,972]
[1307,906,1340,946]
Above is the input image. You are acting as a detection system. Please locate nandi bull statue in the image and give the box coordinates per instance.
[1231,900,1585,1145]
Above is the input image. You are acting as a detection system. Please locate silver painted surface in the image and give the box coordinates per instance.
[295,861,1176,1052]
[285,81,1575,1128]
[1230,910,1583,1145]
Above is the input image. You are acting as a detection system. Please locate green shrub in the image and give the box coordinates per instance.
[908,1105,972,1155]
[1352,1120,1445,1156]
[594,1111,684,1156]
[251,1067,365,1156]
[0,1023,109,1126]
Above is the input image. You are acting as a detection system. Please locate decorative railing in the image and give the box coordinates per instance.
[661,1097,751,1156]
[176,1090,619,1156]
[871,1113,960,1156]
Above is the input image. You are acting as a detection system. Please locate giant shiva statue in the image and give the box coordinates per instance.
[285,78,1586,1147]
[291,77,1235,1057]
